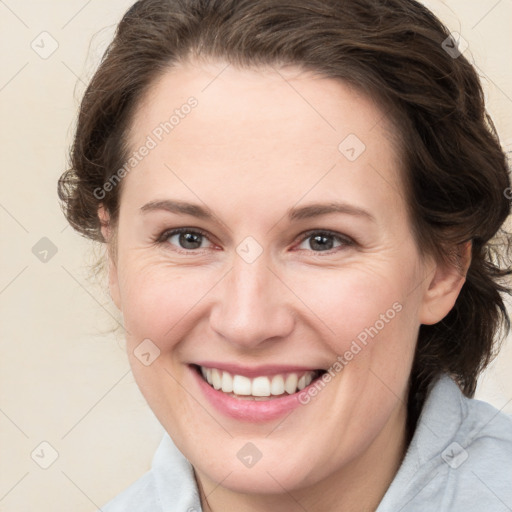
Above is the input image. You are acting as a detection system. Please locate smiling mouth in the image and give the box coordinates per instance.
[192,364,326,400]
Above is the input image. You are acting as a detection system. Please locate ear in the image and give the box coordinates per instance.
[419,241,472,325]
[98,205,122,311]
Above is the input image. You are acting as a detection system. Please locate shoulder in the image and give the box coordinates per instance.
[378,374,512,512]
[435,375,512,472]
[459,384,512,458]
[101,471,161,512]
[447,383,512,505]
[100,432,202,512]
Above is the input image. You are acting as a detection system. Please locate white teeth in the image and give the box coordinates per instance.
[199,366,319,397]
[284,373,298,394]
[221,371,233,393]
[232,375,252,395]
[297,375,307,390]
[211,369,222,390]
[251,376,271,397]
[270,375,285,396]
[297,374,314,390]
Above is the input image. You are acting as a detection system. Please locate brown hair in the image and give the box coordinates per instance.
[58,0,512,427]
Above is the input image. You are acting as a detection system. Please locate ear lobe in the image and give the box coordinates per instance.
[98,204,111,243]
[419,241,472,325]
[98,205,122,311]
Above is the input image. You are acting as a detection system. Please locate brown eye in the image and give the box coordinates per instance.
[296,231,353,252]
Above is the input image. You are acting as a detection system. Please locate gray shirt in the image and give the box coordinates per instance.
[102,374,512,511]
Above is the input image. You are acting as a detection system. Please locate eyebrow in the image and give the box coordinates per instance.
[141,199,212,219]
[287,202,375,222]
[140,199,375,223]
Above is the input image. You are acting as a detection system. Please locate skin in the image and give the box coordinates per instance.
[99,60,469,511]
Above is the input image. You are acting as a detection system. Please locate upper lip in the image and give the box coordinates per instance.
[192,362,325,378]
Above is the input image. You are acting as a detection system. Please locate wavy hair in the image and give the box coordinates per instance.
[58,0,512,430]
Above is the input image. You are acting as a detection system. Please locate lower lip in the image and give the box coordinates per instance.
[189,365,321,423]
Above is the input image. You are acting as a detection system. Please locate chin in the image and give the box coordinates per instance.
[205,463,311,495]
[189,439,333,496]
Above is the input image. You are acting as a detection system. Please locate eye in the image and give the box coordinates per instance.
[155,227,354,254]
[157,228,215,251]
[295,230,354,253]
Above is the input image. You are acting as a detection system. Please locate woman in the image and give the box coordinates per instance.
[58,0,512,510]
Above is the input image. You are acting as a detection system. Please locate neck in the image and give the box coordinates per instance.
[195,401,408,512]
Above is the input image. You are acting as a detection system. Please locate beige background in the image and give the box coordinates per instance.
[0,1,511,510]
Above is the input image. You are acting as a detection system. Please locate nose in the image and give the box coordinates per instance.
[209,254,295,350]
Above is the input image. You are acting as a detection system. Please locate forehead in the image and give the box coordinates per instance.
[122,60,406,226]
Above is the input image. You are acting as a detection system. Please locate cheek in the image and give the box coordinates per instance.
[289,264,413,348]
[117,261,209,347]
[117,242,423,359]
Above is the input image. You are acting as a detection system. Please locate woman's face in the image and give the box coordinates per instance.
[103,61,460,498]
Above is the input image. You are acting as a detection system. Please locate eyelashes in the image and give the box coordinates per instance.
[295,229,355,252]
[156,227,214,251]
[154,227,356,255]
